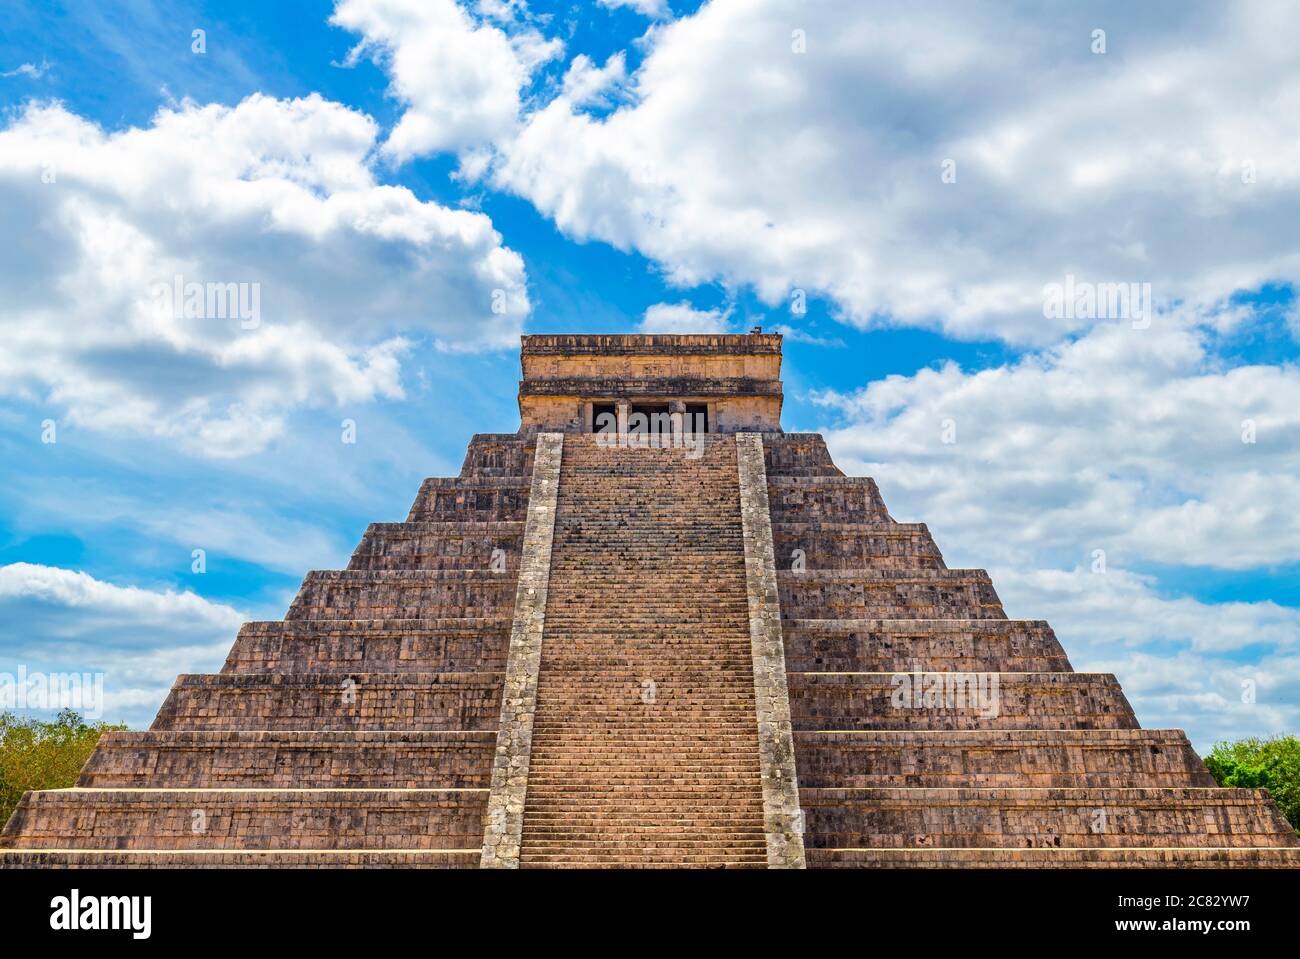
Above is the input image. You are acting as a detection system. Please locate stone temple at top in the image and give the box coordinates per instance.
[3,333,1298,867]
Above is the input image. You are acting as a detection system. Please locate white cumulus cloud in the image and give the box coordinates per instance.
[473,0,1300,344]
[639,301,731,334]
[0,94,530,456]
[596,0,672,20]
[1,60,50,79]
[993,566,1300,750]
[0,563,247,726]
[814,314,1300,572]
[331,0,562,161]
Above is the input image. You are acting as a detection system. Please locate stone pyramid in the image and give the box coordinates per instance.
[3,333,1297,868]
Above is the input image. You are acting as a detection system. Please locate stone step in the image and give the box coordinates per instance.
[529,719,760,727]
[286,569,515,620]
[348,521,524,572]
[527,771,761,780]
[523,653,756,664]
[406,477,531,523]
[807,847,1300,868]
[522,817,766,829]
[783,619,1071,672]
[521,834,767,845]
[543,610,748,619]
[458,433,535,478]
[151,672,503,731]
[778,569,1005,619]
[543,599,749,608]
[793,729,1213,787]
[0,789,488,850]
[534,666,750,677]
[222,619,511,673]
[526,746,761,756]
[772,522,945,571]
[768,476,890,523]
[527,743,760,752]
[521,838,767,849]
[79,731,496,788]
[522,826,763,837]
[531,673,760,684]
[526,782,761,791]
[528,697,759,706]
[0,850,481,868]
[548,548,745,558]
[797,787,1300,849]
[519,855,767,868]
[788,672,1137,730]
[760,433,844,478]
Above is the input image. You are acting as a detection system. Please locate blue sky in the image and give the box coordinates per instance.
[1,0,1299,750]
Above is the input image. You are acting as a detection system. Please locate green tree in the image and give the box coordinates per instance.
[1204,735,1300,835]
[0,710,127,829]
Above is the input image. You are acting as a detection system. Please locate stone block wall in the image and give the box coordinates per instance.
[81,731,496,789]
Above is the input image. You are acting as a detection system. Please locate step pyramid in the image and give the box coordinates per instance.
[3,333,1297,868]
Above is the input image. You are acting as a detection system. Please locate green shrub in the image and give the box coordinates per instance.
[1204,735,1300,834]
[0,710,127,829]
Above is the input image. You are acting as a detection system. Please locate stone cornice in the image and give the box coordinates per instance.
[518,376,783,397]
[521,333,783,356]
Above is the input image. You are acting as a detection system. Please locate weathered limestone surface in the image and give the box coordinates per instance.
[406,477,531,523]
[736,433,806,869]
[813,848,1300,868]
[799,787,1299,849]
[778,569,1006,620]
[768,476,891,522]
[0,850,480,868]
[761,432,842,476]
[5,789,487,849]
[772,522,944,571]
[480,433,563,868]
[349,522,524,572]
[223,619,511,673]
[788,672,1138,730]
[783,619,1071,672]
[151,673,503,731]
[81,731,496,788]
[286,570,515,621]
[793,729,1213,788]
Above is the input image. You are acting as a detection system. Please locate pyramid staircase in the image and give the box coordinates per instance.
[517,434,768,867]
[2,429,1298,867]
